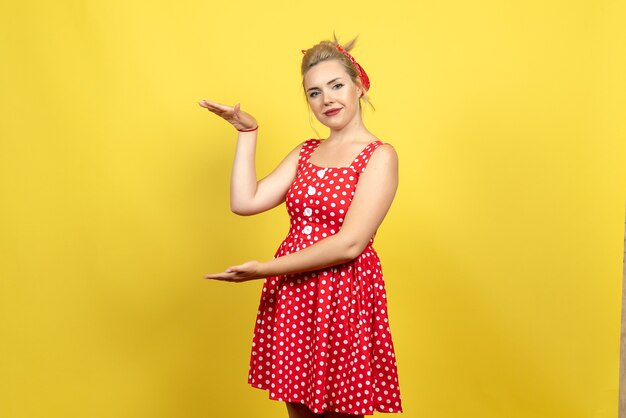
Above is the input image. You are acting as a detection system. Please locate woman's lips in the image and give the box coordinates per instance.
[324,108,342,116]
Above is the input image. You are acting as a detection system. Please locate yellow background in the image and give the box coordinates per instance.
[1,1,625,417]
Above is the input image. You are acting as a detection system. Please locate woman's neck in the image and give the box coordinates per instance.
[326,115,373,143]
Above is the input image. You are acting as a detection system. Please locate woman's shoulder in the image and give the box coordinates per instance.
[371,136,396,151]
[371,135,392,146]
[370,140,398,164]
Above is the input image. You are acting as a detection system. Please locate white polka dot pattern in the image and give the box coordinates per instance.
[247,138,403,415]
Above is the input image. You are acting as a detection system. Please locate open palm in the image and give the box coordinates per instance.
[198,99,258,131]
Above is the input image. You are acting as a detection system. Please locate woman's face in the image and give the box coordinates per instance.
[303,59,363,130]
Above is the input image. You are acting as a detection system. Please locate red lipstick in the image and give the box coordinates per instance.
[324,108,342,116]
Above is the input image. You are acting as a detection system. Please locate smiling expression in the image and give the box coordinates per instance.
[303,59,363,130]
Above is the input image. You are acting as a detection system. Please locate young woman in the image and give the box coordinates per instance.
[200,35,403,418]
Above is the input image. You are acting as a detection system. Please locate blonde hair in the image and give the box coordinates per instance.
[301,33,374,136]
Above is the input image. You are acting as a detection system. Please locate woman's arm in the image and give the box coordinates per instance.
[198,99,304,216]
[230,132,304,216]
[205,144,399,281]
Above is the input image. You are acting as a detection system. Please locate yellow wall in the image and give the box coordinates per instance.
[1,1,625,417]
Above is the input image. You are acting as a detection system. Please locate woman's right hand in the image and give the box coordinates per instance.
[198,99,258,132]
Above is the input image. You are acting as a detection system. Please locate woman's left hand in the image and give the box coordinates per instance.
[204,260,265,282]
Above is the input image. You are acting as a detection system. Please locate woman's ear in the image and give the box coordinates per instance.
[356,81,364,98]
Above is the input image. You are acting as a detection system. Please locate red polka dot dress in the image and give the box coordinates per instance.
[248,138,403,415]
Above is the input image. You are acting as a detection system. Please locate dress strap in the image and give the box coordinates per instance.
[297,139,321,165]
[349,140,385,173]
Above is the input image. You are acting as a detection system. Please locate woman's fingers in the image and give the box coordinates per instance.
[199,99,233,115]
[204,261,258,281]
[204,265,244,279]
[201,102,228,114]
[204,273,244,282]
[198,99,258,131]
[199,98,226,108]
[204,271,236,280]
[204,272,252,282]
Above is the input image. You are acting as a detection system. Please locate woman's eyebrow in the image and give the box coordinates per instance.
[306,77,342,92]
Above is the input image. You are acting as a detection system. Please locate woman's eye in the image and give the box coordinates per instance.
[333,83,344,89]
[309,91,319,98]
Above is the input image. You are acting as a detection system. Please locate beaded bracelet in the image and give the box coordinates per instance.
[237,125,258,132]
